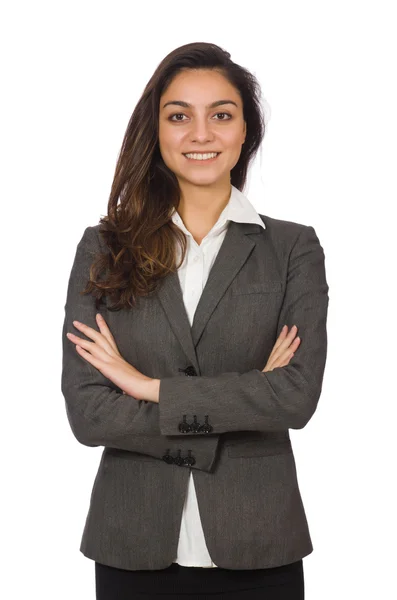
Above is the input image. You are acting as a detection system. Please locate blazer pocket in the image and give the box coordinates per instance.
[231,281,283,295]
[227,439,292,458]
[105,447,157,462]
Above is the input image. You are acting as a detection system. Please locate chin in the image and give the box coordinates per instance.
[178,167,228,184]
[181,174,225,187]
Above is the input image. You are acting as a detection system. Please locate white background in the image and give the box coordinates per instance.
[1,1,395,598]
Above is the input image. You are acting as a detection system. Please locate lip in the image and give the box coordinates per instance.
[183,152,221,164]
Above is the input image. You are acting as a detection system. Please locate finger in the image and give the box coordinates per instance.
[263,350,294,372]
[269,325,297,360]
[72,320,116,356]
[266,336,301,371]
[72,320,103,343]
[269,325,289,354]
[67,334,111,362]
[96,314,121,356]
[269,325,297,357]
[270,336,300,368]
[269,326,299,363]
[277,351,295,368]
[75,344,103,370]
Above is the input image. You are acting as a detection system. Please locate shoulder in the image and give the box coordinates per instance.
[78,224,107,252]
[258,214,326,261]
[258,213,313,244]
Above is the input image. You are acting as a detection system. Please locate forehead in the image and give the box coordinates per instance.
[160,69,240,106]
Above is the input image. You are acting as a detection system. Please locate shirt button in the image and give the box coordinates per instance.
[193,256,199,262]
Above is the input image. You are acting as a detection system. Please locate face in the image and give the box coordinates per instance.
[158,69,246,188]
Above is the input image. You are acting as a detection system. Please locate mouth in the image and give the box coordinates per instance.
[182,152,221,164]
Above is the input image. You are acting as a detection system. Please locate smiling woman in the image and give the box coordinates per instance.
[158,69,247,201]
[74,43,268,312]
[61,40,326,600]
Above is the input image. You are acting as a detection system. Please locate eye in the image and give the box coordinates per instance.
[213,112,232,120]
[168,113,186,122]
[168,112,232,122]
[169,113,187,122]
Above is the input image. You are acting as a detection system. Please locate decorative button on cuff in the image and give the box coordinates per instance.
[199,415,213,434]
[178,415,192,433]
[183,450,196,467]
[162,449,174,464]
[173,449,184,467]
[190,415,201,433]
[178,414,213,434]
[162,448,196,467]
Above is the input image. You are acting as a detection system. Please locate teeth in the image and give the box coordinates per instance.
[184,152,219,160]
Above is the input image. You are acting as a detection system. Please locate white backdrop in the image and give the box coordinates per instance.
[1,1,395,598]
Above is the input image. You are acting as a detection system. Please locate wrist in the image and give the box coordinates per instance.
[147,378,160,403]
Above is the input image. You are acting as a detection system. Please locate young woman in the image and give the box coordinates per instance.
[62,41,329,600]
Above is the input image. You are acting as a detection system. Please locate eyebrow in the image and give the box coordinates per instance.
[162,99,238,109]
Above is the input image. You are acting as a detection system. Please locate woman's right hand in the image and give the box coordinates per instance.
[262,325,301,372]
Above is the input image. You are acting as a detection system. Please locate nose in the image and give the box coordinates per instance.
[189,116,215,143]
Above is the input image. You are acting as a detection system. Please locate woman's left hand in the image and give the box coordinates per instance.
[66,313,157,402]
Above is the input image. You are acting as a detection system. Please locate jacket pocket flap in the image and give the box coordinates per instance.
[105,447,157,462]
[227,439,292,458]
[231,281,283,295]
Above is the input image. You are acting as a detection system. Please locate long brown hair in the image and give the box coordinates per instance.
[83,42,266,311]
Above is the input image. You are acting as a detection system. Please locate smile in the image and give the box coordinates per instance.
[183,152,221,163]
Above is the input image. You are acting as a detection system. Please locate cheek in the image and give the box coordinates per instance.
[222,129,245,153]
[159,125,184,150]
[217,126,244,149]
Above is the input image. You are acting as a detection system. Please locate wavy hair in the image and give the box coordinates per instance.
[82,42,266,311]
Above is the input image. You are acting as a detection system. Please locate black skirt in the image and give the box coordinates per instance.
[95,559,304,599]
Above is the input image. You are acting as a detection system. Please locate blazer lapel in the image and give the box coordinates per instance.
[156,220,262,374]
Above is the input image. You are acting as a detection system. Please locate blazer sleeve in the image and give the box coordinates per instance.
[158,224,329,435]
[61,227,171,454]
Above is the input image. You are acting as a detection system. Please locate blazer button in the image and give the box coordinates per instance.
[198,415,213,434]
[178,415,192,433]
[162,449,174,464]
[190,415,201,433]
[173,449,184,467]
[178,366,197,377]
[183,450,196,467]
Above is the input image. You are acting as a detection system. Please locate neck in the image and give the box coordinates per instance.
[176,179,232,235]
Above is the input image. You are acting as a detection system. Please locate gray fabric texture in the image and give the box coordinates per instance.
[61,215,329,571]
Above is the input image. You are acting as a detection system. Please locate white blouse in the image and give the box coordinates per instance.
[171,184,266,567]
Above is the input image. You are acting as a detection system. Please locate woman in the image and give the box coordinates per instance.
[62,42,329,599]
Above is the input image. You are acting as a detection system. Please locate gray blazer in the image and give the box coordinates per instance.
[61,214,329,571]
